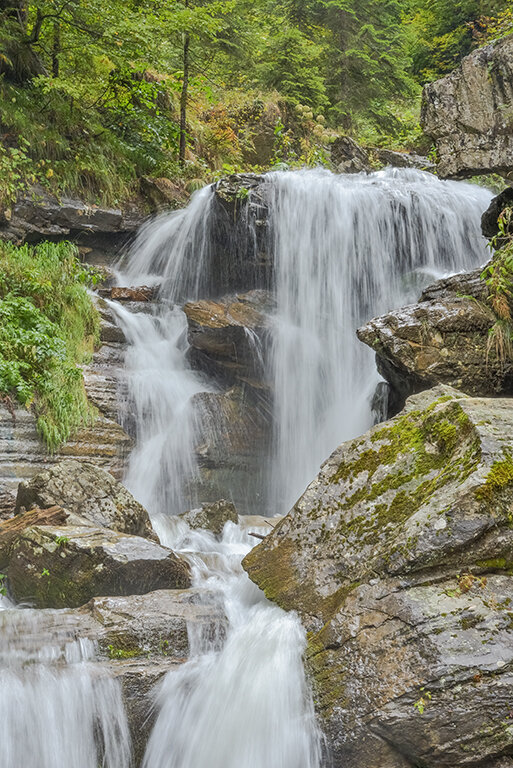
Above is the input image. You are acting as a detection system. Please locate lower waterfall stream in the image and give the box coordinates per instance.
[1,168,492,766]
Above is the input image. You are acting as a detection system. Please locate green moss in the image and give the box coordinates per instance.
[475,450,513,503]
[107,643,142,660]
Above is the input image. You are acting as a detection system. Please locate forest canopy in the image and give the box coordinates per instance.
[0,0,511,203]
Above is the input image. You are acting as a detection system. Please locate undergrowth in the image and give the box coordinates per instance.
[0,240,100,450]
[481,205,513,369]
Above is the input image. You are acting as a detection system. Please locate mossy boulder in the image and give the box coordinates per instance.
[7,524,191,608]
[15,460,157,541]
[180,499,238,537]
[243,386,513,768]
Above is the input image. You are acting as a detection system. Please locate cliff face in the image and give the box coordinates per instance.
[422,35,513,178]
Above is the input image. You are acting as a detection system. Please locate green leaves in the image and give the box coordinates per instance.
[0,241,99,450]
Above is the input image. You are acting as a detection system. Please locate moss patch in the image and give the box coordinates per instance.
[475,450,513,503]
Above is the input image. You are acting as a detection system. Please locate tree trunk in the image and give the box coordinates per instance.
[179,30,190,167]
[52,21,60,77]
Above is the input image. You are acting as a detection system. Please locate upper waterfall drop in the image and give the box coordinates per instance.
[266,167,492,512]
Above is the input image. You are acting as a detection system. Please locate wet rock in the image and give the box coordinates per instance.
[7,524,191,607]
[0,184,143,249]
[331,136,371,174]
[208,175,272,292]
[243,386,513,768]
[82,339,126,423]
[180,500,238,537]
[188,385,270,514]
[100,286,158,302]
[357,275,512,408]
[0,402,131,497]
[422,36,513,178]
[15,459,156,540]
[373,148,435,172]
[184,290,272,388]
[482,187,513,240]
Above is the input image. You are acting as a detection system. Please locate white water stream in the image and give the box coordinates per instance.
[1,167,492,767]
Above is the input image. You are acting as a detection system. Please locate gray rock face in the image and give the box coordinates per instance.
[180,499,239,537]
[15,459,155,540]
[0,403,131,497]
[7,523,191,608]
[244,387,513,768]
[0,185,144,250]
[422,36,513,178]
[357,268,513,409]
[188,385,270,514]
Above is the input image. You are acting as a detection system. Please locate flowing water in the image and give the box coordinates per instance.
[0,612,131,768]
[1,168,492,766]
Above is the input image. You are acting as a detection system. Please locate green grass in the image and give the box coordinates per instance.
[0,240,100,450]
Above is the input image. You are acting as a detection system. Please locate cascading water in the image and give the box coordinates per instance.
[0,611,131,768]
[0,168,493,767]
[141,518,323,768]
[109,167,491,767]
[267,168,492,511]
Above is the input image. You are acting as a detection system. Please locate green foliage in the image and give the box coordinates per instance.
[481,206,513,369]
[1,0,512,194]
[0,573,6,597]
[0,240,100,450]
[406,0,511,83]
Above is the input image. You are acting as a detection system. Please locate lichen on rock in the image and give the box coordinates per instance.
[243,386,513,768]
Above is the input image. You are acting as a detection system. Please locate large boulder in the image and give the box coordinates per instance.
[244,387,513,768]
[7,524,190,607]
[422,36,513,178]
[15,459,155,540]
[357,269,513,410]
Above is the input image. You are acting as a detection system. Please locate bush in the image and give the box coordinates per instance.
[0,240,100,450]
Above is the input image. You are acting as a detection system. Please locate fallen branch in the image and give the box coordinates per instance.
[248,531,266,541]
[0,505,67,570]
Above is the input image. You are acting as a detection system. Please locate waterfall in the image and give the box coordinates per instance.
[142,519,323,768]
[267,167,491,511]
[108,166,492,768]
[116,167,491,517]
[0,611,131,768]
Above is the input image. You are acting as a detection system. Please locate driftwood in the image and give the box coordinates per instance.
[0,505,67,570]
[248,532,266,541]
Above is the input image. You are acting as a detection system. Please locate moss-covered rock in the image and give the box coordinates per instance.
[357,268,513,410]
[7,524,191,608]
[243,386,513,768]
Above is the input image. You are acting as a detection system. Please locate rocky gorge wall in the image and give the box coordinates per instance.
[422,35,513,179]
